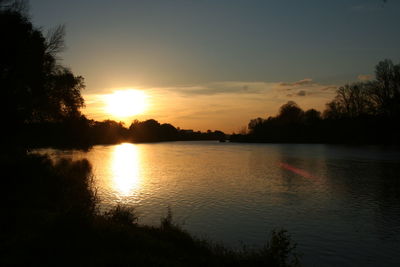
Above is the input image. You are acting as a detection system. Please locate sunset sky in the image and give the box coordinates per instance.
[30,0,400,132]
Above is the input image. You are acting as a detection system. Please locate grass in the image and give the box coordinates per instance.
[0,153,301,266]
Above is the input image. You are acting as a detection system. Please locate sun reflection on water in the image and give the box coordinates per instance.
[111,143,141,196]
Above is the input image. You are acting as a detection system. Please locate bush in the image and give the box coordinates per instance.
[104,204,138,226]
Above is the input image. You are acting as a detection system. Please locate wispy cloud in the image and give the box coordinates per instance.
[357,74,374,81]
[296,90,307,96]
[156,79,332,97]
[321,86,337,91]
[164,81,269,96]
[279,78,313,87]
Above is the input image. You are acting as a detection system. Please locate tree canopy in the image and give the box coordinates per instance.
[324,59,400,119]
[0,1,85,134]
[233,59,400,144]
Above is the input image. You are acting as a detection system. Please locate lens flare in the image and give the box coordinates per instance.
[279,162,315,179]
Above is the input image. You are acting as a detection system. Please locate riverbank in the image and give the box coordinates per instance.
[1,153,300,266]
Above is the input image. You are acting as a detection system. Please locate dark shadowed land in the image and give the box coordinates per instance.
[231,60,400,145]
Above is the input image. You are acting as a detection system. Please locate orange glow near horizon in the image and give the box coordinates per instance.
[104,89,148,119]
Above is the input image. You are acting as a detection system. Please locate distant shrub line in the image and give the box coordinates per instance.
[21,118,226,149]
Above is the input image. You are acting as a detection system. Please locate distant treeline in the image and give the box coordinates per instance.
[22,118,226,149]
[231,59,400,145]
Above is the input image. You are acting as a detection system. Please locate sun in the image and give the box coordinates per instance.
[104,89,148,118]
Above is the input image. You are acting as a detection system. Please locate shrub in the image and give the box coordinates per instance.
[104,204,138,226]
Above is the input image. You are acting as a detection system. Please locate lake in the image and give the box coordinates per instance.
[34,141,400,266]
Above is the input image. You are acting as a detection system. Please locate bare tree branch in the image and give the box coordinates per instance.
[45,25,66,57]
[0,0,29,15]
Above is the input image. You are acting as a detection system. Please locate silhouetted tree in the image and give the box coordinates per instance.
[160,123,179,140]
[127,119,224,142]
[303,109,321,125]
[277,101,304,124]
[248,117,264,133]
[0,0,28,14]
[323,99,343,120]
[324,83,372,119]
[0,1,85,146]
[323,60,400,120]
[90,120,128,144]
[369,59,400,117]
[232,59,400,145]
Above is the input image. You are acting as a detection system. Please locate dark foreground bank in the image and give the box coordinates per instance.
[0,153,300,266]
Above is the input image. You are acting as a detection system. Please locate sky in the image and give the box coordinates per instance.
[29,0,400,132]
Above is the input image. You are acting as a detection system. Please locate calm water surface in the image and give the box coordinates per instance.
[35,141,400,266]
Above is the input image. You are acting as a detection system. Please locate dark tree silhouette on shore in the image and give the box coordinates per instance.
[1,1,85,148]
[277,101,304,124]
[324,59,400,120]
[232,59,400,145]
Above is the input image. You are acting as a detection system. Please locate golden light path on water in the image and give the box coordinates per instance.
[111,143,142,196]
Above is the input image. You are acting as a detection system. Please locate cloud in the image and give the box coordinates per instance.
[296,90,307,96]
[279,78,313,87]
[357,74,374,81]
[160,79,318,97]
[321,86,337,91]
[160,78,318,97]
[168,81,269,96]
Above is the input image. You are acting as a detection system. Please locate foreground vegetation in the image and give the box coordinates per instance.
[1,153,300,266]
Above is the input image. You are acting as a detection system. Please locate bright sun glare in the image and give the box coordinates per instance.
[105,89,148,118]
[112,143,141,196]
